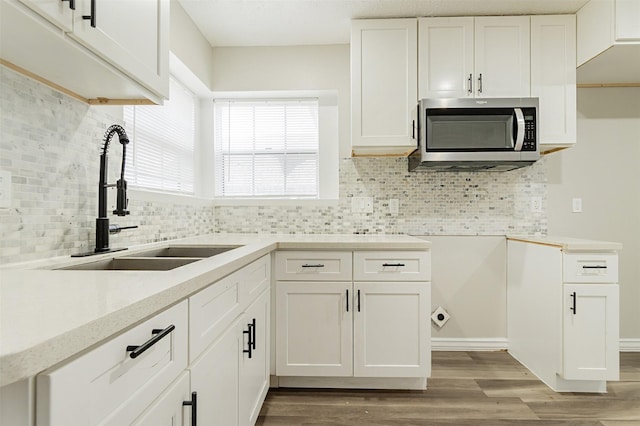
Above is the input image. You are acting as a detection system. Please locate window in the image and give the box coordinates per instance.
[123,77,196,194]
[214,98,319,198]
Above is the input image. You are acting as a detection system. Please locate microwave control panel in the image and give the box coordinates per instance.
[522,107,536,151]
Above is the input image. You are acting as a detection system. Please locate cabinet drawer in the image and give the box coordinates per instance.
[36,301,188,426]
[563,253,618,283]
[354,251,430,281]
[240,254,271,302]
[189,269,242,362]
[275,251,352,281]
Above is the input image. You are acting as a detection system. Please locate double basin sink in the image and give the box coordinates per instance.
[59,245,243,271]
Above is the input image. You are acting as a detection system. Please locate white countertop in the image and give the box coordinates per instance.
[0,233,430,387]
[507,235,622,251]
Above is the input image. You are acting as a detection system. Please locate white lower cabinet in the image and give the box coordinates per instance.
[562,283,619,381]
[36,301,189,426]
[190,320,242,426]
[507,240,620,392]
[354,282,430,378]
[275,250,431,383]
[188,254,271,426]
[131,372,192,426]
[275,281,353,377]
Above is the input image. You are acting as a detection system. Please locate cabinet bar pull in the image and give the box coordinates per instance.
[467,73,472,94]
[301,264,324,268]
[478,73,483,94]
[82,0,96,27]
[582,265,607,269]
[346,289,349,312]
[357,289,361,312]
[126,324,175,359]
[182,392,197,426]
[243,323,253,358]
[382,263,405,267]
[570,291,577,315]
[251,318,256,350]
[61,0,75,10]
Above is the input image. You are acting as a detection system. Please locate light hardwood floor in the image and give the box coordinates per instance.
[257,351,640,425]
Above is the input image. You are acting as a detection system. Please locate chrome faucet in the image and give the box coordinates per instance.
[73,124,137,257]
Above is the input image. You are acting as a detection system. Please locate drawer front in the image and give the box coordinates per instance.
[189,269,242,362]
[240,254,272,303]
[563,253,618,283]
[275,251,352,281]
[36,301,188,426]
[353,251,430,281]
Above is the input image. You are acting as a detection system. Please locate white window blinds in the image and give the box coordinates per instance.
[214,99,319,198]
[123,77,195,193]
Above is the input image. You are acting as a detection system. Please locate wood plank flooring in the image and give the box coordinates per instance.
[256,351,640,425]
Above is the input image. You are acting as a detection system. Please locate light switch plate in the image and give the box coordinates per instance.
[572,198,582,213]
[0,170,11,209]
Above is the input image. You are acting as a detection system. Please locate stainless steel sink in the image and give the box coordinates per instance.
[58,257,200,271]
[125,245,243,258]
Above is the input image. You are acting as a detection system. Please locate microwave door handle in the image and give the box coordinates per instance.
[513,108,525,151]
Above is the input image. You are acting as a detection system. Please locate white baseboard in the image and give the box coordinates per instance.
[432,337,508,351]
[432,338,639,352]
[620,339,640,352]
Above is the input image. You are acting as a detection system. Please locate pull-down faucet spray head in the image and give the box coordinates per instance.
[95,124,134,253]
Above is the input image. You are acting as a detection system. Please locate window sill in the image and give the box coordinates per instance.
[130,188,215,207]
[212,198,339,207]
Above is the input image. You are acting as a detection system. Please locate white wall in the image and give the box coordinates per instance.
[170,0,214,90]
[547,87,640,340]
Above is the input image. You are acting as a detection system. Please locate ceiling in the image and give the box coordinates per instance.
[177,0,589,47]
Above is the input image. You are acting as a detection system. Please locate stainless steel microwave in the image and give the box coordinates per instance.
[408,98,540,172]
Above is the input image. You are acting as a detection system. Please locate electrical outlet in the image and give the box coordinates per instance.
[389,199,399,215]
[0,170,11,209]
[351,197,373,213]
[530,196,542,213]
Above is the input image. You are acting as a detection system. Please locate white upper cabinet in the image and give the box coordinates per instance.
[577,0,640,84]
[19,0,73,30]
[531,15,577,151]
[474,17,530,98]
[419,16,530,99]
[418,17,474,99]
[70,0,169,99]
[351,18,418,155]
[1,0,169,103]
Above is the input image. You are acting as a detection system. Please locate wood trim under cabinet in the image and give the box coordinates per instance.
[351,149,415,158]
[1,59,156,106]
[577,82,640,88]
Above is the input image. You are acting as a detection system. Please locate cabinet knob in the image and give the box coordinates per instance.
[61,0,75,10]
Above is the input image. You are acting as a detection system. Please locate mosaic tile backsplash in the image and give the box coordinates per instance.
[1,66,547,264]
[214,157,548,235]
[0,67,215,264]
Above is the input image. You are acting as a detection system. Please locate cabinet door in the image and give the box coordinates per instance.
[276,281,353,376]
[190,320,241,426]
[418,17,474,99]
[239,290,270,426]
[132,372,191,426]
[351,18,418,154]
[563,284,619,381]
[71,0,169,97]
[531,15,576,150]
[474,16,530,98]
[18,0,73,31]
[353,282,430,378]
